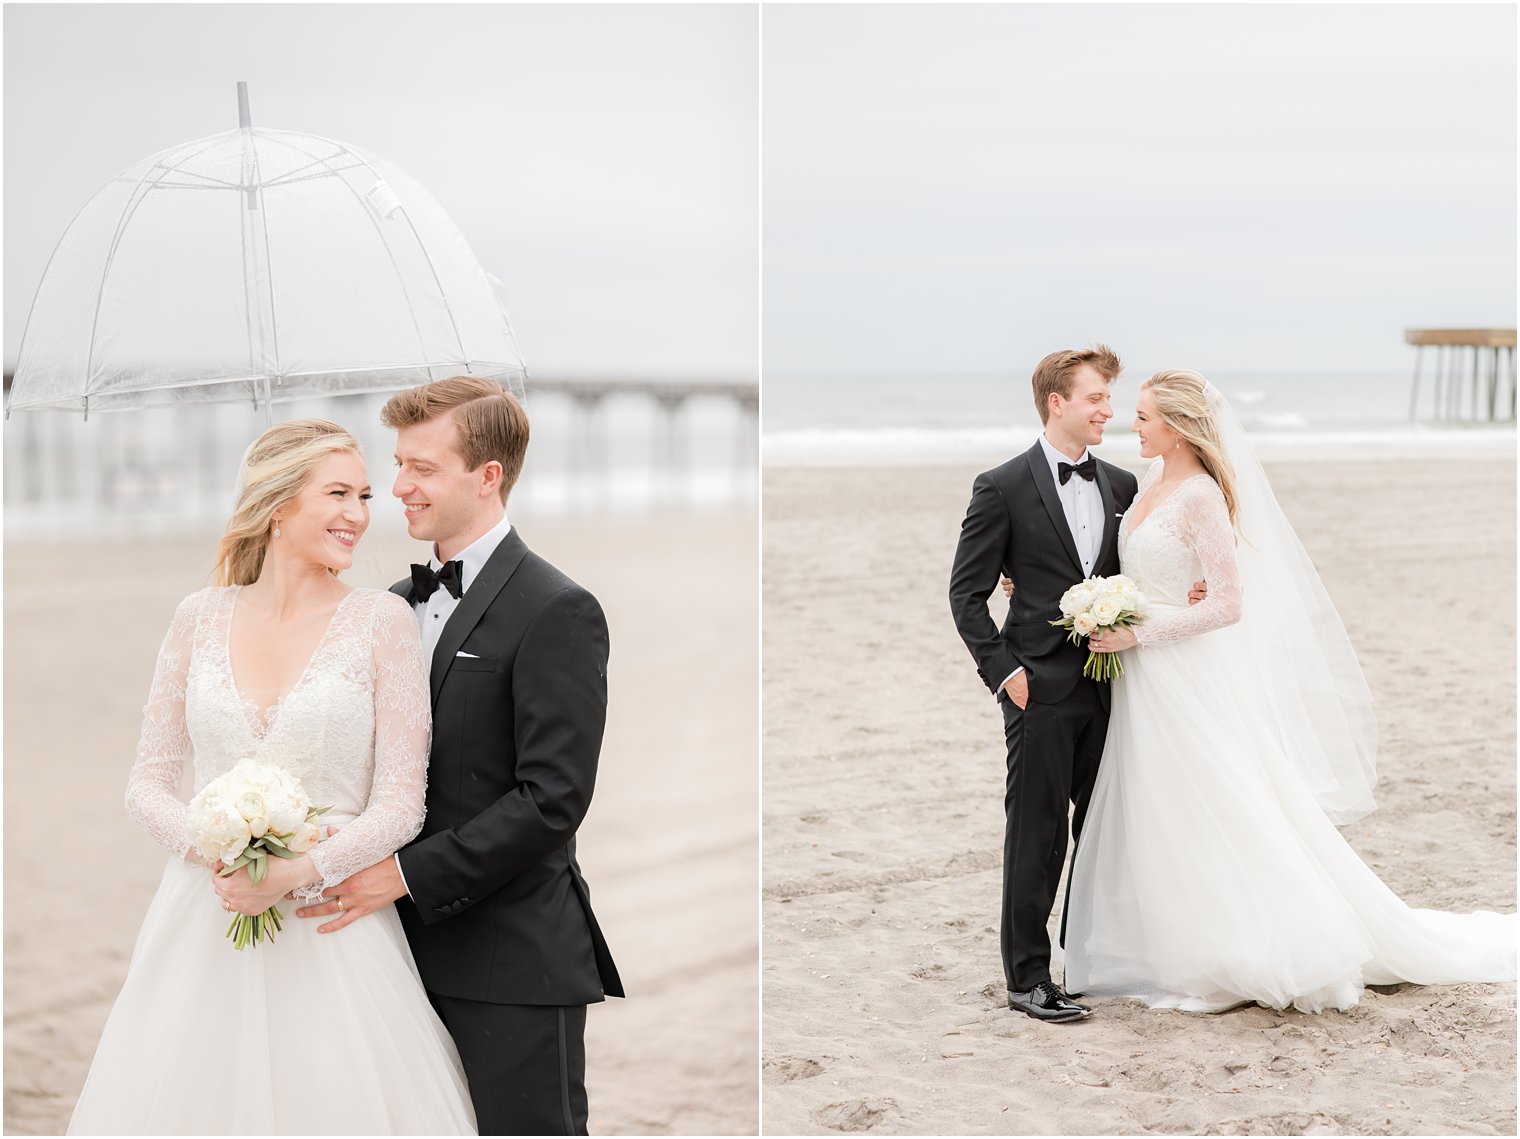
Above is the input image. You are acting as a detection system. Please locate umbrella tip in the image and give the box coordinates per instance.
[237,81,251,130]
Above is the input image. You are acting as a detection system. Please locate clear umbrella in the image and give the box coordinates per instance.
[6,83,526,419]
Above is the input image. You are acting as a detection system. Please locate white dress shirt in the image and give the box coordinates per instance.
[392,510,512,897]
[1000,435,1106,695]
[414,511,513,671]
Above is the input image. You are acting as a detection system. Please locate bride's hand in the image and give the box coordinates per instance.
[212,853,317,916]
[282,826,339,899]
[1089,626,1138,653]
[1001,576,1015,599]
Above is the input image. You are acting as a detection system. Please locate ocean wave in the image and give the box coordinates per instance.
[763,423,1517,466]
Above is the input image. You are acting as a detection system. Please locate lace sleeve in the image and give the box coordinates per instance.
[302,592,430,896]
[1132,478,1244,647]
[125,592,200,859]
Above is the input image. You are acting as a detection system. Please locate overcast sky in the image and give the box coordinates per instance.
[763,3,1516,377]
[4,3,757,380]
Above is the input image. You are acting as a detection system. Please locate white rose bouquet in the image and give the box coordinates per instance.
[1050,574,1149,682]
[186,760,329,949]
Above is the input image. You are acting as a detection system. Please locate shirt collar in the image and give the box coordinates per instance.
[1038,432,1089,480]
[430,512,513,595]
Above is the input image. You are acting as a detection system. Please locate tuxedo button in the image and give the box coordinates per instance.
[434,906,450,917]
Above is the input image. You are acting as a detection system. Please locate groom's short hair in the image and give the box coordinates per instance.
[381,376,529,503]
[1032,345,1122,423]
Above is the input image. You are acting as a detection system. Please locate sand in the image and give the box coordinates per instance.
[761,456,1516,1136]
[3,510,759,1136]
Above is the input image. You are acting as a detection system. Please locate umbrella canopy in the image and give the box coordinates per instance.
[7,85,526,417]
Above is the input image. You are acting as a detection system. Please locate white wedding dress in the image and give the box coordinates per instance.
[69,586,476,1135]
[1064,467,1517,1014]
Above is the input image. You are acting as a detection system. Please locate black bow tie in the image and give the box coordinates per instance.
[1058,458,1097,485]
[411,560,463,602]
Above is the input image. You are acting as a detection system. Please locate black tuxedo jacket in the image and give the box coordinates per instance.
[391,528,624,1006]
[949,441,1139,706]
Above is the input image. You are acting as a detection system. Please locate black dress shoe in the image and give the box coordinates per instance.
[1007,980,1092,1022]
[1058,985,1087,1001]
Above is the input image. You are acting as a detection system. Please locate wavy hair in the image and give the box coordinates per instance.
[215,419,362,586]
[380,376,529,504]
[1031,344,1122,424]
[1141,370,1240,531]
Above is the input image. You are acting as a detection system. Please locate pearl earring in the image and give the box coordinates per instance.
[273,525,282,538]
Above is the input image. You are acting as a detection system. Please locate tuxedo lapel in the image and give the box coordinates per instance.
[428,529,530,706]
[1093,462,1121,571]
[1025,444,1084,577]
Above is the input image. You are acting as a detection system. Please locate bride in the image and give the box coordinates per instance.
[69,419,476,1134]
[1062,370,1516,1014]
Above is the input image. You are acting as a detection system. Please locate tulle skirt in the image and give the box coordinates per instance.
[1064,633,1517,1014]
[69,858,476,1134]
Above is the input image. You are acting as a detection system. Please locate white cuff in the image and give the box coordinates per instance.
[998,666,1024,695]
[394,853,413,899]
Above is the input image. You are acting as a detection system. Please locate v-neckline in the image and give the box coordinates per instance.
[1125,471,1210,538]
[225,585,358,740]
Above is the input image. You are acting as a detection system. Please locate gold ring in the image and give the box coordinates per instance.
[336,897,344,911]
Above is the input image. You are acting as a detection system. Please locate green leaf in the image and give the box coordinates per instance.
[265,845,302,859]
[261,833,289,850]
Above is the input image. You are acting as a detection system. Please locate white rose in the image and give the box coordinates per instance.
[232,761,309,834]
[285,822,322,854]
[1091,598,1121,626]
[247,815,270,839]
[264,791,307,837]
[189,799,251,864]
[1073,613,1098,636]
[236,790,266,821]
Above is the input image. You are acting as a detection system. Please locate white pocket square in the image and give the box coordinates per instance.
[456,650,480,658]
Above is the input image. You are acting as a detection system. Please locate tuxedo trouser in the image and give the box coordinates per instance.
[428,993,589,1136]
[1000,680,1107,991]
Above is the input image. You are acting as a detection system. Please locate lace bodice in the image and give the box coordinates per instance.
[1120,466,1243,647]
[126,586,431,898]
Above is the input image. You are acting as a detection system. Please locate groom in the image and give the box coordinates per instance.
[298,376,622,1133]
[948,345,1138,1024]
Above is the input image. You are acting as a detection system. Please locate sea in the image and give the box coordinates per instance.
[763,371,1518,467]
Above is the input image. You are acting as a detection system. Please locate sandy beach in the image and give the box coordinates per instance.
[3,510,759,1136]
[761,455,1516,1136]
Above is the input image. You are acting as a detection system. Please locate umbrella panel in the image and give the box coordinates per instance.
[9,128,526,416]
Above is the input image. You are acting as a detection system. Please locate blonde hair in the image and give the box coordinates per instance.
[380,376,529,504]
[215,419,362,586]
[1031,344,1122,424]
[1141,370,1240,530]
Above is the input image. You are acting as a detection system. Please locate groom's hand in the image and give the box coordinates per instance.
[1188,579,1208,605]
[1002,671,1029,710]
[295,858,407,934]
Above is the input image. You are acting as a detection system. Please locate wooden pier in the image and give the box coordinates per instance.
[1405,329,1516,421]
